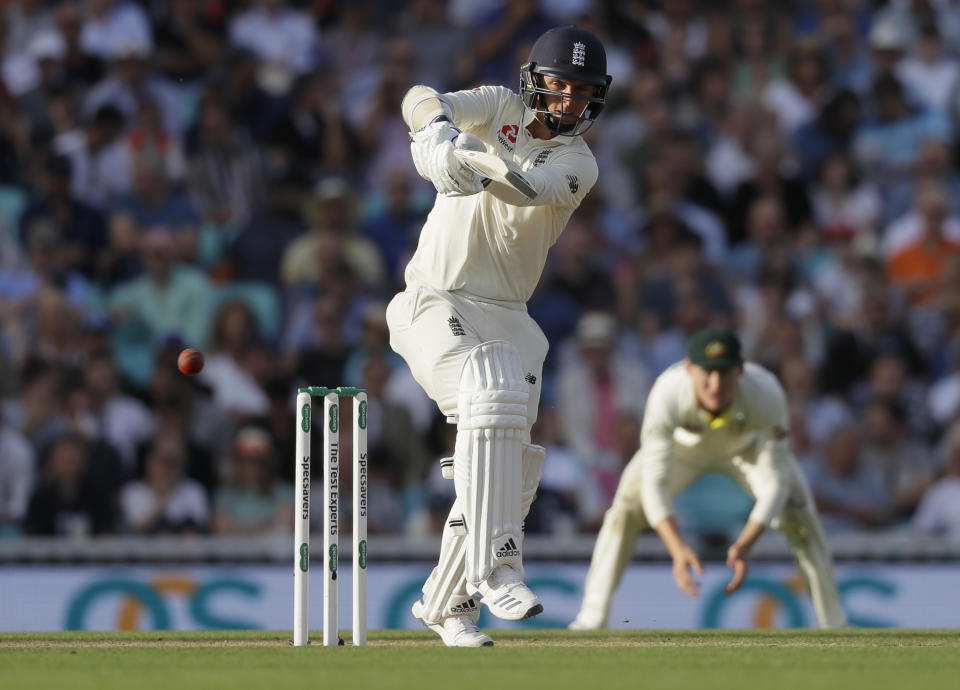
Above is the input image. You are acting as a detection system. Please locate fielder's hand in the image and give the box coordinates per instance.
[671,545,705,597]
[724,544,749,594]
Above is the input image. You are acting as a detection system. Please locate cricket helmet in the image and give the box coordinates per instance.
[520,26,612,136]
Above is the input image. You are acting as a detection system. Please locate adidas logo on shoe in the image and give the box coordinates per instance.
[495,537,520,559]
[448,599,479,615]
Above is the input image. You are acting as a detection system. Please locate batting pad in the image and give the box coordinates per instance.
[420,443,546,622]
[456,341,528,585]
[521,443,545,515]
[419,500,471,624]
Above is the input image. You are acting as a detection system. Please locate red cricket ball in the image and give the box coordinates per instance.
[177,348,205,376]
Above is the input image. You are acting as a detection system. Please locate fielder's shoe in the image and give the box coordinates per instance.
[468,565,543,621]
[411,600,494,647]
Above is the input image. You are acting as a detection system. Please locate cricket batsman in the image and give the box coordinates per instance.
[570,328,848,629]
[385,26,611,646]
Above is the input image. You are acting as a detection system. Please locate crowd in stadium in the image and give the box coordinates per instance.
[1,0,960,542]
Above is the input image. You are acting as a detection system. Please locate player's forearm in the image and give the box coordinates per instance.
[732,519,765,554]
[653,516,689,559]
[638,436,674,527]
[747,443,792,526]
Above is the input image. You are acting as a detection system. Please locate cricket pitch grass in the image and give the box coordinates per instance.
[1,629,957,690]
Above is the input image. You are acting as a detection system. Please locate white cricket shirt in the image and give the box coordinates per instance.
[639,361,794,528]
[404,85,598,303]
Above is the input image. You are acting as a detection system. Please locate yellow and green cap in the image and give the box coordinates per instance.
[686,327,743,370]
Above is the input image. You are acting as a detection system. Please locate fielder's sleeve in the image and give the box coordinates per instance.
[638,373,679,527]
[745,372,794,527]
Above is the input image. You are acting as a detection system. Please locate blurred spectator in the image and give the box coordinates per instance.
[16,29,70,143]
[884,181,960,306]
[19,153,107,279]
[107,227,215,386]
[805,424,892,531]
[186,93,265,230]
[792,88,862,181]
[851,352,932,440]
[108,153,199,266]
[266,70,358,183]
[213,426,291,535]
[762,39,828,136]
[913,423,960,537]
[360,349,430,490]
[280,177,385,292]
[527,406,604,535]
[810,152,879,239]
[862,397,938,519]
[151,0,226,84]
[343,300,405,386]
[228,0,319,82]
[4,1,54,59]
[120,99,187,184]
[148,344,234,480]
[636,227,732,334]
[355,42,419,192]
[53,103,127,208]
[556,312,649,470]
[896,22,958,114]
[53,1,105,91]
[25,433,118,536]
[0,408,34,535]
[729,12,786,105]
[728,130,812,244]
[820,284,924,396]
[81,32,190,137]
[81,351,153,472]
[359,168,426,287]
[80,0,152,61]
[853,74,951,185]
[199,299,270,420]
[120,434,208,534]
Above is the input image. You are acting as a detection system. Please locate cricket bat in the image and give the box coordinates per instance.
[453,149,537,204]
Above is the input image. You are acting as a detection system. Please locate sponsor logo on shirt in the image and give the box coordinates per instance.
[566,174,579,194]
[525,372,537,385]
[498,124,518,151]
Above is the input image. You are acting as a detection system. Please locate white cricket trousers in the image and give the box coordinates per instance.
[576,445,848,628]
[385,284,548,427]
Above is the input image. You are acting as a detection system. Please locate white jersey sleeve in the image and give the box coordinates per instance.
[739,366,794,526]
[440,85,504,131]
[638,365,686,527]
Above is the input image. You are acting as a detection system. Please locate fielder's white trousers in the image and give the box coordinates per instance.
[576,445,848,629]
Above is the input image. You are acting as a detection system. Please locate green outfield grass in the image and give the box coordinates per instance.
[1,629,957,690]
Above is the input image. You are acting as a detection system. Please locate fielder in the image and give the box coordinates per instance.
[386,26,612,646]
[570,328,847,629]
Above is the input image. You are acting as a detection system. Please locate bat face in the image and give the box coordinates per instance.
[454,149,537,201]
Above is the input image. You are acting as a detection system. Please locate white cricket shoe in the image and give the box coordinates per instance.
[469,565,543,621]
[411,600,494,647]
